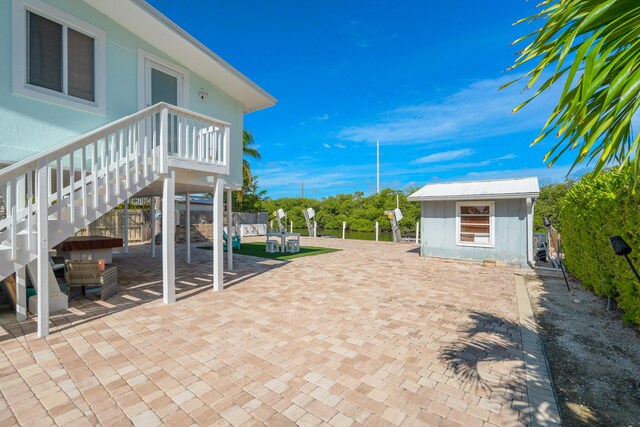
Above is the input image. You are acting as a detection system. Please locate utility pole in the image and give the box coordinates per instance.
[376,140,380,194]
[301,182,304,198]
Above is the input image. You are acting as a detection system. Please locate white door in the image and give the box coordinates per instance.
[143,58,185,108]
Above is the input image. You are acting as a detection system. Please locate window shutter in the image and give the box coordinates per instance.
[67,28,95,101]
[27,12,62,92]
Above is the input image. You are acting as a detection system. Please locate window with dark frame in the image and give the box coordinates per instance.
[27,10,95,102]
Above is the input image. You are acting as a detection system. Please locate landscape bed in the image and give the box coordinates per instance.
[198,242,341,261]
[525,272,640,426]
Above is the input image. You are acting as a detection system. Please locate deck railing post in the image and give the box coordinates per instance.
[224,125,231,172]
[9,177,16,260]
[159,106,169,174]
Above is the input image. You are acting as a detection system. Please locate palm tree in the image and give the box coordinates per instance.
[243,129,261,187]
[506,1,640,181]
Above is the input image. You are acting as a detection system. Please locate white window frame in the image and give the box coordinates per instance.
[12,0,107,114]
[456,201,495,248]
[137,49,189,110]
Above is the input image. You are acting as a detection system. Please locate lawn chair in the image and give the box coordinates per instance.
[223,230,241,250]
[64,260,118,302]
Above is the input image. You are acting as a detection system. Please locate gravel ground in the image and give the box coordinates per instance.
[525,271,640,426]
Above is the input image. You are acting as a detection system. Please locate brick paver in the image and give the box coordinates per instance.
[1,237,534,425]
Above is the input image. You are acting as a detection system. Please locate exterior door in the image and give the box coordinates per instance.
[143,58,184,108]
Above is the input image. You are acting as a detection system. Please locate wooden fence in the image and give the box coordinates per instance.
[75,209,151,242]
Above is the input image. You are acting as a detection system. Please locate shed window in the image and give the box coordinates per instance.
[456,202,494,247]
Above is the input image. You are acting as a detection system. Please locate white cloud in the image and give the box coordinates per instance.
[412,149,474,164]
[253,160,377,197]
[323,143,331,149]
[312,113,330,121]
[335,143,346,149]
[338,74,558,145]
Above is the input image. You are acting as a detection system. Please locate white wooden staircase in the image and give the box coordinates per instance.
[0,102,230,335]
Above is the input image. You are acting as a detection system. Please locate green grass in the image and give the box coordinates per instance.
[198,242,341,261]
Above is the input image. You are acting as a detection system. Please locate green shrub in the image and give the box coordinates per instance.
[560,166,640,328]
[533,181,573,233]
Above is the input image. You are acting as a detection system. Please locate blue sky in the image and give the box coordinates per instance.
[147,0,589,198]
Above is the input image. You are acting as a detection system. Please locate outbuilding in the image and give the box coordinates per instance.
[408,177,540,267]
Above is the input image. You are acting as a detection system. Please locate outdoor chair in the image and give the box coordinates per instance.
[64,260,118,302]
[286,235,300,253]
[223,230,241,250]
[266,239,279,253]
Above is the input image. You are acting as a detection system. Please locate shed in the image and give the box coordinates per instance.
[408,177,540,267]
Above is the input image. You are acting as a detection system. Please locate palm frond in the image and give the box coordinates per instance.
[242,130,261,189]
[507,0,640,183]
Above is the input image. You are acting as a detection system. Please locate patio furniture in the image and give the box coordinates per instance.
[266,232,301,253]
[286,235,300,253]
[266,239,280,253]
[55,236,123,263]
[223,230,241,250]
[64,260,118,302]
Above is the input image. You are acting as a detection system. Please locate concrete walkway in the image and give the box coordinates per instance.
[1,237,544,426]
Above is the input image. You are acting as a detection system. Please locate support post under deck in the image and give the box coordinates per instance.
[186,193,191,264]
[226,189,233,271]
[213,178,224,291]
[36,159,49,337]
[162,170,176,304]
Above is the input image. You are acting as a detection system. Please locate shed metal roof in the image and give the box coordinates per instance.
[408,177,540,201]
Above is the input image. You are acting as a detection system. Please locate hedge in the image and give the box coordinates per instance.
[560,166,640,328]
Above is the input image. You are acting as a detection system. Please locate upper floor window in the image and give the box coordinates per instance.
[13,0,106,114]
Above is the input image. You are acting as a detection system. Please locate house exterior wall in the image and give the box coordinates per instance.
[420,198,530,267]
[0,0,244,188]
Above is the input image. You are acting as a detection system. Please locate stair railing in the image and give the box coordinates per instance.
[0,103,230,269]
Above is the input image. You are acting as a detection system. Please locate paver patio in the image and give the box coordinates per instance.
[1,237,538,426]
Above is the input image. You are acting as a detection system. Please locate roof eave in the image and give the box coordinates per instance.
[408,192,540,202]
[83,0,277,113]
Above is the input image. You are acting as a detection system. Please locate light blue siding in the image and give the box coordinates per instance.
[420,199,529,267]
[0,0,244,187]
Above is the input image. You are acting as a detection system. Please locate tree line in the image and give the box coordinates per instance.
[234,184,421,233]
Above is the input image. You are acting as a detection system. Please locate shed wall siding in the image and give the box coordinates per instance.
[421,199,528,266]
[0,0,244,187]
